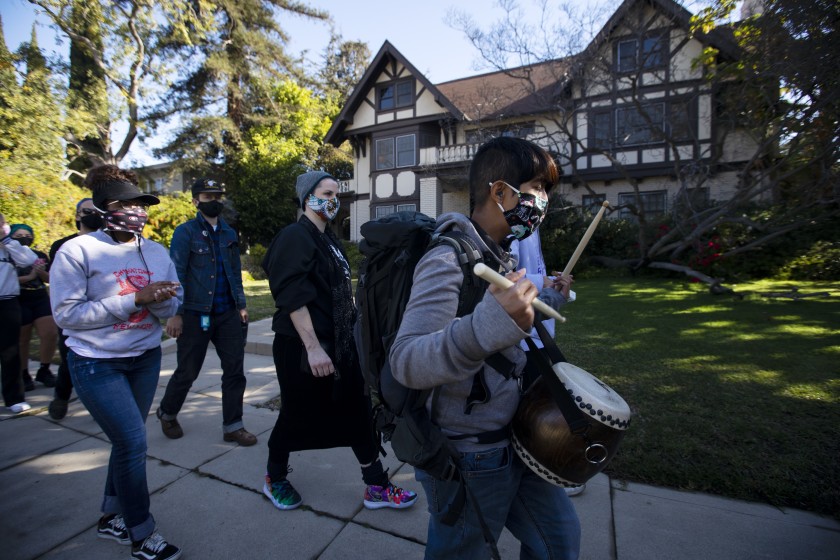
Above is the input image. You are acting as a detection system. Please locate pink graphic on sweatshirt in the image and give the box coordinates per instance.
[113,268,153,330]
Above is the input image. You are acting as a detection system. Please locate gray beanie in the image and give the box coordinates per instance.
[296,170,336,208]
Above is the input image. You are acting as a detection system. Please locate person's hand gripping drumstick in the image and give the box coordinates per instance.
[474,263,566,326]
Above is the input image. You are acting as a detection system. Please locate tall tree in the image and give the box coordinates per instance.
[0,24,66,174]
[29,0,212,165]
[66,0,110,170]
[153,0,329,176]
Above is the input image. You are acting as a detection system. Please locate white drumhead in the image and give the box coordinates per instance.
[552,362,631,429]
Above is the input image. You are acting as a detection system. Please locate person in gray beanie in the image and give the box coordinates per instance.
[295,170,336,209]
[260,170,417,512]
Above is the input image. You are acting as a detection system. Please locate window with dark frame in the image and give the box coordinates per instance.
[378,79,414,111]
[591,111,612,149]
[375,138,395,170]
[582,194,607,210]
[618,190,667,219]
[669,101,693,141]
[375,133,416,170]
[396,135,416,167]
[396,203,417,213]
[617,33,667,73]
[616,103,665,146]
[375,205,395,219]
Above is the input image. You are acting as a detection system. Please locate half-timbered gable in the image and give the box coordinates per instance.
[326,0,754,241]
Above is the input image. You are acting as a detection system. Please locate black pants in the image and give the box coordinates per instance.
[54,329,73,401]
[159,309,246,429]
[267,335,378,471]
[1,298,25,406]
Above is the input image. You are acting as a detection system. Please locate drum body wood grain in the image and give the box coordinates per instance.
[512,362,631,487]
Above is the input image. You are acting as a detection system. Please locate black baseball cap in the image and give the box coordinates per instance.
[191,178,225,197]
[92,181,160,210]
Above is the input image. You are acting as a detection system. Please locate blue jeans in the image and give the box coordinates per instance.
[417,445,581,560]
[68,347,161,542]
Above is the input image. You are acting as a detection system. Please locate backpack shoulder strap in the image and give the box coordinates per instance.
[429,231,487,317]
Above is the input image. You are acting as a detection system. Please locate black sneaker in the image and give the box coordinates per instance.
[22,370,35,392]
[36,366,56,388]
[48,398,69,420]
[97,514,130,545]
[131,531,181,560]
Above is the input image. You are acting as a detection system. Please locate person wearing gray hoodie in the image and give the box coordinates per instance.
[390,137,581,559]
[49,174,183,560]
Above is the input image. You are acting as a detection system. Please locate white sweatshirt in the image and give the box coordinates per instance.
[1,236,37,299]
[50,231,182,358]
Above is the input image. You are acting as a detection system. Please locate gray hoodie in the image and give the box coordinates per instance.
[50,231,181,358]
[389,213,528,452]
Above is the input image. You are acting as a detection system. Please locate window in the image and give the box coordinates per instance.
[590,100,694,149]
[582,194,606,210]
[396,135,416,167]
[591,111,612,149]
[641,36,665,69]
[669,101,693,141]
[396,203,417,213]
[376,134,416,170]
[375,205,395,219]
[616,103,664,146]
[396,81,413,106]
[618,190,667,219]
[617,34,667,72]
[378,79,414,110]
[154,177,165,192]
[617,40,637,73]
[375,138,395,170]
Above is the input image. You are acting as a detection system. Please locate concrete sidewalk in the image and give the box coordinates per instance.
[2,318,838,559]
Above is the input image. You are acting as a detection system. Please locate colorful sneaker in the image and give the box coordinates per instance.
[97,514,130,545]
[363,482,418,510]
[131,531,181,560]
[263,474,302,510]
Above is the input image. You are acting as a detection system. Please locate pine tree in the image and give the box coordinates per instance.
[66,0,110,170]
[0,24,66,175]
[154,0,329,175]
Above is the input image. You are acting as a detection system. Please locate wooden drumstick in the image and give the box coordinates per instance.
[473,263,566,323]
[561,200,609,278]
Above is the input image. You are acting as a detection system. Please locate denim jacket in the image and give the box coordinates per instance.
[169,213,246,315]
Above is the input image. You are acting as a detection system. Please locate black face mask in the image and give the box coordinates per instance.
[80,213,105,230]
[198,200,224,218]
[15,237,33,246]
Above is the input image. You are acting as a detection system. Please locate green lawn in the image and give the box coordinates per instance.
[556,277,840,519]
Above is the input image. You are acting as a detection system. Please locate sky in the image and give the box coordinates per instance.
[0,0,718,166]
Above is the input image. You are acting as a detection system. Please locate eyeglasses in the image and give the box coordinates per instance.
[79,208,97,216]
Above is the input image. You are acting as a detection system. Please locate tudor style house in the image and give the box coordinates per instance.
[325,0,755,241]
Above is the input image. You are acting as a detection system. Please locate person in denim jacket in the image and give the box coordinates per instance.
[156,178,256,446]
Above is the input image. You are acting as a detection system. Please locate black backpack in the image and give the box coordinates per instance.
[354,211,513,559]
[354,210,486,461]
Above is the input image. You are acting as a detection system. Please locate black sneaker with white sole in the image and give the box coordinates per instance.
[131,531,181,560]
[97,514,130,545]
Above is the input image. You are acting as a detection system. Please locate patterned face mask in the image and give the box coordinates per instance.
[308,194,340,222]
[493,182,548,240]
[103,208,148,235]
